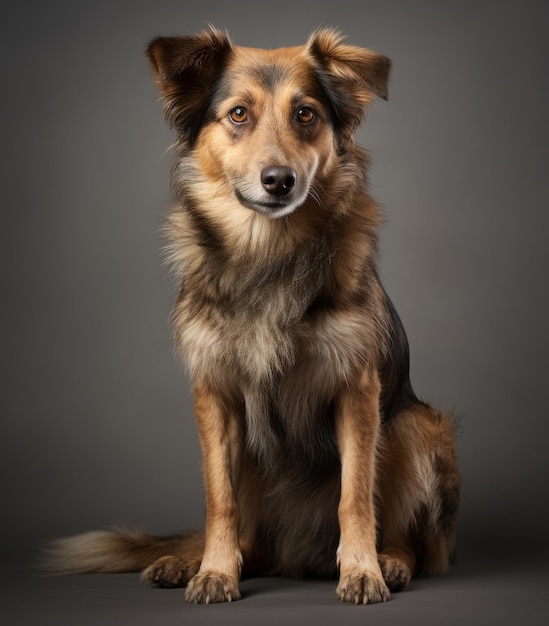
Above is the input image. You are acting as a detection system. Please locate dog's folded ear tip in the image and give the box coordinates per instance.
[145,29,233,85]
[378,88,389,101]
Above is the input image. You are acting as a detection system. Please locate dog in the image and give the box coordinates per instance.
[44,27,459,605]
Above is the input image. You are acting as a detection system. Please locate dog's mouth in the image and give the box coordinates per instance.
[232,165,316,218]
[234,189,293,216]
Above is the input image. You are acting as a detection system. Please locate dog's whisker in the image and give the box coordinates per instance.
[309,183,323,207]
[162,142,177,159]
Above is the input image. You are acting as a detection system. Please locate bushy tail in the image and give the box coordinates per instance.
[40,528,200,575]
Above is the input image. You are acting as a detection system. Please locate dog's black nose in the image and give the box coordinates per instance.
[261,166,296,196]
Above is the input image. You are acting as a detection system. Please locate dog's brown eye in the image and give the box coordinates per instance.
[297,107,315,124]
[229,107,248,124]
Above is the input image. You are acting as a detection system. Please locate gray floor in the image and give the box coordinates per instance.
[3,546,548,626]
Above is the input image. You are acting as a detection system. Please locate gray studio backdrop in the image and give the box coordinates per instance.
[2,0,548,564]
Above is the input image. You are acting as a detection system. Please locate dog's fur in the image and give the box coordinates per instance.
[44,28,459,605]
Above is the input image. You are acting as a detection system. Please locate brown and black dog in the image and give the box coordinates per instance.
[44,28,459,605]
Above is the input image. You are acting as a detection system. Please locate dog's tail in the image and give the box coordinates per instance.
[40,527,201,574]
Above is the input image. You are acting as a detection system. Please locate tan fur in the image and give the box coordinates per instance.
[335,368,389,604]
[184,384,243,602]
[43,28,459,606]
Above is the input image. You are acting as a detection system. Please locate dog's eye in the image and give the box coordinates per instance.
[297,107,315,124]
[229,107,248,124]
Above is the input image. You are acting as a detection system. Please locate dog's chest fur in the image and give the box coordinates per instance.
[170,210,385,464]
[175,219,373,378]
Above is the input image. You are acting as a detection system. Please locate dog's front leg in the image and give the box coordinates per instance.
[185,384,243,604]
[334,367,390,605]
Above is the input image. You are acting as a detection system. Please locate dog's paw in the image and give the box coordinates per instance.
[336,571,391,605]
[378,553,412,592]
[141,555,199,588]
[185,572,241,604]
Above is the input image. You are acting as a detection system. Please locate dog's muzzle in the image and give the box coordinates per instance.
[234,164,308,218]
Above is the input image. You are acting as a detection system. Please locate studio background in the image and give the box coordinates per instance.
[2,0,548,606]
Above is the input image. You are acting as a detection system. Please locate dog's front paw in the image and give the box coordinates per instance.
[185,572,241,604]
[141,555,199,588]
[378,552,412,592]
[336,571,391,605]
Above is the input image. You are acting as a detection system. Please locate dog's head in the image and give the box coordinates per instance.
[147,28,390,218]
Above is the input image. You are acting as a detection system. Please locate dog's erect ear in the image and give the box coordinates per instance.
[307,29,391,145]
[147,28,233,142]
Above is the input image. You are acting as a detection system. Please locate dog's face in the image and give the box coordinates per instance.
[191,51,340,219]
[148,29,390,218]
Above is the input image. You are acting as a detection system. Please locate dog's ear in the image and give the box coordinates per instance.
[147,27,233,143]
[307,29,391,146]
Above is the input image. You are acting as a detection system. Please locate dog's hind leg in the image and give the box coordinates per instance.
[377,403,459,591]
[141,533,260,588]
[141,532,204,587]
